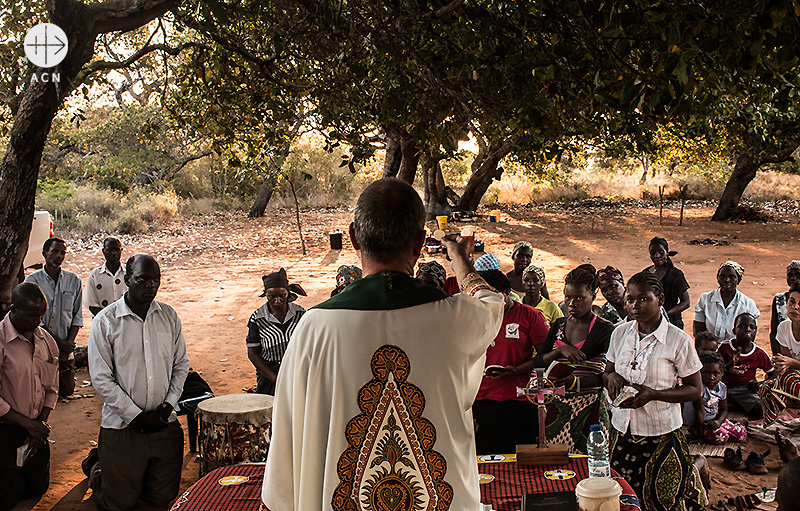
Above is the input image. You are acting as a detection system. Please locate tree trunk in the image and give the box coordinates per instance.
[382,133,402,178]
[0,0,176,307]
[711,154,760,221]
[457,141,510,212]
[639,154,651,183]
[248,113,307,217]
[396,132,419,184]
[248,176,277,218]
[422,152,449,220]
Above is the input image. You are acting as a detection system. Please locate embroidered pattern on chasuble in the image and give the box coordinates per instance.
[332,345,453,511]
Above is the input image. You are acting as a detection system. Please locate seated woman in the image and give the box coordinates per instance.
[506,241,550,299]
[770,261,800,355]
[532,265,615,453]
[693,261,760,341]
[644,237,690,328]
[472,270,550,455]
[521,264,563,324]
[597,266,627,326]
[245,269,306,395]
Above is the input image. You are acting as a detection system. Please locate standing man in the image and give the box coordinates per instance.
[85,237,126,317]
[26,237,83,397]
[262,178,505,510]
[0,283,59,511]
[87,254,189,511]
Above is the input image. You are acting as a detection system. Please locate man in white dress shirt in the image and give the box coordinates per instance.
[85,237,126,316]
[86,254,189,511]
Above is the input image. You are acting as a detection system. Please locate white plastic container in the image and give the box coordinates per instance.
[575,477,622,511]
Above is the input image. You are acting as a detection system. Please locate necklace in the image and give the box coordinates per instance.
[630,333,659,370]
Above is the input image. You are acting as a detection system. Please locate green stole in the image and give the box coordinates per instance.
[315,270,450,311]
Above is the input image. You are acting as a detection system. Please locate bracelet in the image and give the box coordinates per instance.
[41,421,51,431]
[460,272,493,296]
[568,376,578,391]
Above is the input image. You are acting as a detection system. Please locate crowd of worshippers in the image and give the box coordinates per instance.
[3,201,800,511]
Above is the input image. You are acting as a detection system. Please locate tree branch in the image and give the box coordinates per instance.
[425,0,465,20]
[87,0,178,35]
[80,41,209,78]
[162,149,213,181]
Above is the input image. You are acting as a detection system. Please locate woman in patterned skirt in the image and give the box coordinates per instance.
[604,271,708,511]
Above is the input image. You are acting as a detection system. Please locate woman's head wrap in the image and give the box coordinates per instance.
[416,261,447,287]
[649,236,678,257]
[261,268,307,299]
[717,261,744,280]
[522,264,546,285]
[787,261,800,272]
[335,265,362,289]
[474,253,501,272]
[512,241,533,259]
[597,265,624,284]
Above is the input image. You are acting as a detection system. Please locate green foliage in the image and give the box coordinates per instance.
[270,137,368,207]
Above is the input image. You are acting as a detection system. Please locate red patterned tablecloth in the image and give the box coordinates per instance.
[477,454,640,511]
[170,457,640,511]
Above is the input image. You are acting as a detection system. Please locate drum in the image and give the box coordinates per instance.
[197,394,274,475]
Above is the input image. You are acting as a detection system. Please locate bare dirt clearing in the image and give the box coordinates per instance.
[24,204,799,510]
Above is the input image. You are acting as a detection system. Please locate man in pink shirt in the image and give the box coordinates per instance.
[0,282,59,511]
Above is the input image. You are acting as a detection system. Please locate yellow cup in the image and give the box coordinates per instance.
[436,215,447,230]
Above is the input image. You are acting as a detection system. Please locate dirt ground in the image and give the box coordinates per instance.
[15,202,800,511]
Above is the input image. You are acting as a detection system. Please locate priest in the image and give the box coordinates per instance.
[262,178,505,510]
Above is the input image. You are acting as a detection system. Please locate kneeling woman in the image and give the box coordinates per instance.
[246,269,306,395]
[604,271,707,511]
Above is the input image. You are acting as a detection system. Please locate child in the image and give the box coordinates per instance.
[718,312,777,418]
[774,281,800,372]
[683,351,746,444]
[694,331,719,357]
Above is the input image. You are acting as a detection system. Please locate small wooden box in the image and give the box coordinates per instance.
[515,443,570,466]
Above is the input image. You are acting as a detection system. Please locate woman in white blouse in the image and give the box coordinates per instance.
[693,261,760,341]
[604,271,707,511]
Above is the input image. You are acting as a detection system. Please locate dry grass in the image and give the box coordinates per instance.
[37,182,183,234]
[484,167,800,206]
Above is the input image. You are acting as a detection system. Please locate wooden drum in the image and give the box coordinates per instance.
[197,394,274,475]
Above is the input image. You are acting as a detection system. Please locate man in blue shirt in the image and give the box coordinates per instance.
[25,237,83,397]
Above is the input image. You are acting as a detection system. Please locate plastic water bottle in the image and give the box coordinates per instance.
[587,424,611,478]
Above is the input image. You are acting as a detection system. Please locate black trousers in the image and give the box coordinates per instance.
[0,423,50,511]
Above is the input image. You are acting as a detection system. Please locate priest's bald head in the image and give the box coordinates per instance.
[349,178,426,276]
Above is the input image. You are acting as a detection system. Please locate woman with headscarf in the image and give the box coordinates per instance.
[331,265,362,296]
[521,264,563,324]
[597,266,627,326]
[246,268,307,395]
[693,261,760,341]
[506,241,550,299]
[416,261,447,290]
[770,261,800,355]
[644,237,690,328]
